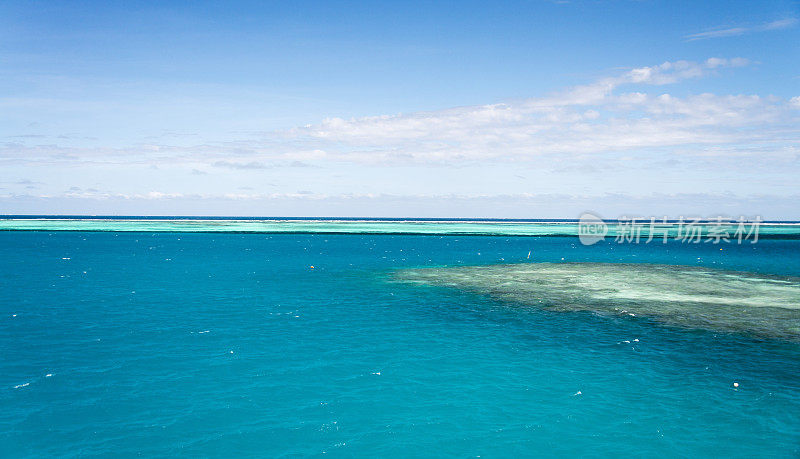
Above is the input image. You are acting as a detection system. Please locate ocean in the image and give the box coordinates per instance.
[1,225,799,457]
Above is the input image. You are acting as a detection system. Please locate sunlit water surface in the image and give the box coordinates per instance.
[1,232,799,457]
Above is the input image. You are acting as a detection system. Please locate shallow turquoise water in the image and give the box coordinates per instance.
[1,217,797,238]
[1,232,799,457]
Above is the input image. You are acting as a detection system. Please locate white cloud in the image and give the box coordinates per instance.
[2,58,797,180]
[3,192,799,219]
[281,58,796,164]
[685,18,797,41]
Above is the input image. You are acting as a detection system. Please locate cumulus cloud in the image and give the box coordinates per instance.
[685,18,797,41]
[213,161,271,170]
[285,58,797,163]
[2,58,797,170]
[211,160,317,169]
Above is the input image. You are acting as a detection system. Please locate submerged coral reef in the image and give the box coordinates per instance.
[396,262,800,340]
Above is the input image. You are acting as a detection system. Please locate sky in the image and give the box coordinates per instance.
[1,0,799,218]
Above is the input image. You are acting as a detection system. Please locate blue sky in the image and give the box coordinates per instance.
[1,0,799,217]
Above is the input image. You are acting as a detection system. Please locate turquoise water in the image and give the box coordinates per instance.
[2,231,800,456]
[1,217,798,238]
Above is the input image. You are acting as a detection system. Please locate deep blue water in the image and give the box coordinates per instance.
[1,232,799,457]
